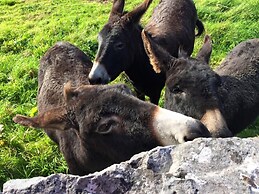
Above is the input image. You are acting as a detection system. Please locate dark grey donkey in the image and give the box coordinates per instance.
[88,0,204,104]
[142,31,259,137]
[13,41,210,175]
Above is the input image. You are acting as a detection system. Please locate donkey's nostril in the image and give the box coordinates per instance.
[88,63,110,85]
[183,135,193,142]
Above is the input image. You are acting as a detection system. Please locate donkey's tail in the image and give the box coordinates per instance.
[195,19,205,36]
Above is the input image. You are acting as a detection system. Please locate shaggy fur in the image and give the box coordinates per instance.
[14,41,210,175]
[144,0,204,64]
[89,0,165,104]
[142,32,259,137]
[90,0,204,104]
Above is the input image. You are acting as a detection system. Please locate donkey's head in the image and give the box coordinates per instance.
[89,0,153,84]
[142,31,232,137]
[14,82,211,171]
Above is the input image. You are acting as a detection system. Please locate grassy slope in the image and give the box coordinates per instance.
[0,0,258,188]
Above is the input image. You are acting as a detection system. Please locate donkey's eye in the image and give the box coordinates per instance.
[114,42,124,50]
[171,85,183,94]
[97,122,113,134]
[96,116,121,135]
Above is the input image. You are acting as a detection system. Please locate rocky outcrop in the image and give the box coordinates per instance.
[3,137,259,194]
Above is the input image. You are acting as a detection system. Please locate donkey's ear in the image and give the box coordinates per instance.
[13,107,72,130]
[141,30,175,73]
[64,82,80,104]
[196,35,212,64]
[109,0,125,21]
[124,0,152,23]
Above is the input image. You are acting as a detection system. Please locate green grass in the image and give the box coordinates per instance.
[0,0,258,190]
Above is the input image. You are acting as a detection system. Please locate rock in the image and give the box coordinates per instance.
[3,137,259,194]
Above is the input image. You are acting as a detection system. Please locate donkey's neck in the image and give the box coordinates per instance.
[125,42,155,84]
[123,25,165,104]
[125,26,155,83]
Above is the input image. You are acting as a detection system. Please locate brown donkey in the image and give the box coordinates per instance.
[14,41,210,175]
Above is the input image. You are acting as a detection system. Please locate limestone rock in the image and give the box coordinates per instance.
[3,137,259,194]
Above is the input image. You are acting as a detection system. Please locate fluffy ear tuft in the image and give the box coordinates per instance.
[196,35,212,64]
[141,30,161,73]
[142,30,175,73]
[64,82,79,103]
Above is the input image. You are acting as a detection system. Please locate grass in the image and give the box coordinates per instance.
[0,0,258,190]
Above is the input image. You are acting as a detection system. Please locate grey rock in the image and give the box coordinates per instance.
[3,137,259,194]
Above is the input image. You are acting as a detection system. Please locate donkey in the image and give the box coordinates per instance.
[88,0,204,104]
[142,31,259,137]
[144,0,204,61]
[13,41,210,175]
